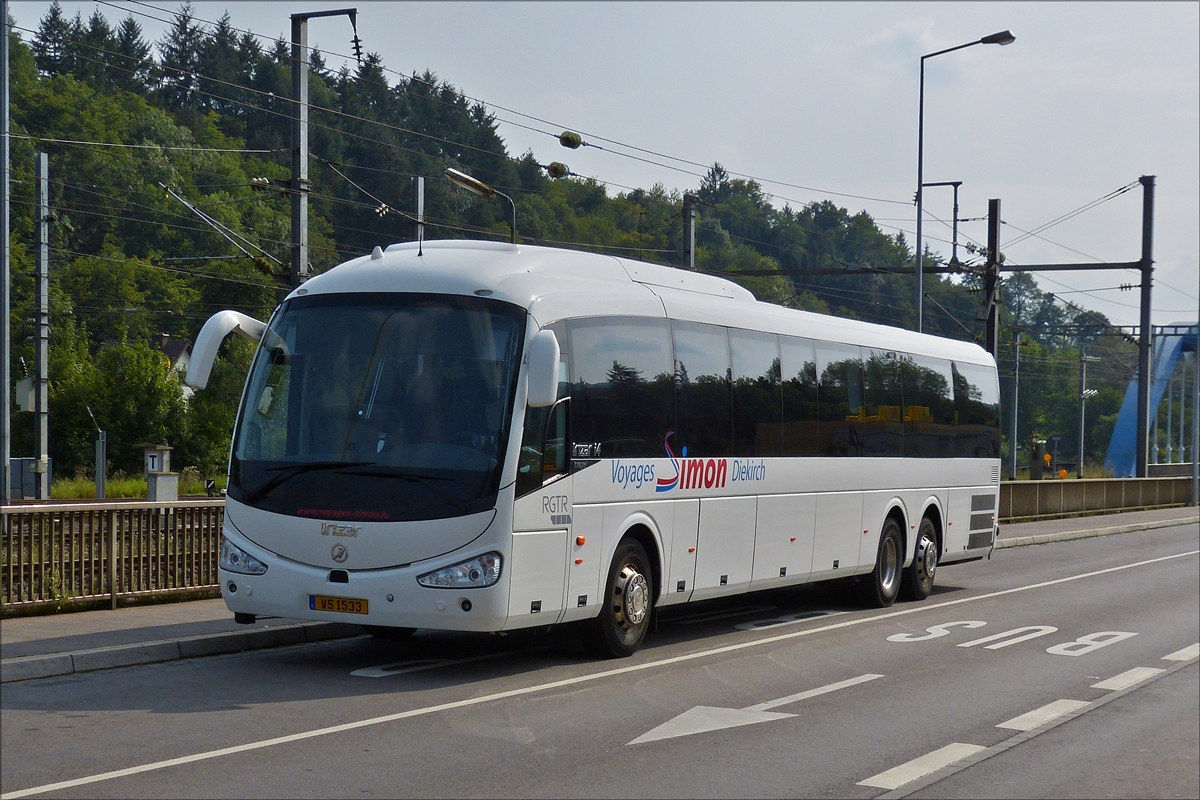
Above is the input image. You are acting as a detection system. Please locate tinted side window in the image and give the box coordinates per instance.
[900,354,955,458]
[673,321,732,457]
[952,361,1001,458]
[730,330,781,457]
[568,317,674,458]
[816,342,863,457]
[780,336,819,456]
[862,349,905,456]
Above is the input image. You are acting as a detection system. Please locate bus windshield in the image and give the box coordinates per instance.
[229,292,526,522]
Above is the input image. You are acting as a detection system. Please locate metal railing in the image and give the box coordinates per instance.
[2,500,224,613]
[1,478,1193,614]
[999,476,1193,522]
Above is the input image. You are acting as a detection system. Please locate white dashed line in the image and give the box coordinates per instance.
[1091,666,1164,691]
[858,743,986,790]
[1162,643,1200,662]
[996,699,1089,731]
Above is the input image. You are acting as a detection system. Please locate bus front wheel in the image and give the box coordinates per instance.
[862,519,902,608]
[901,517,938,601]
[587,538,653,658]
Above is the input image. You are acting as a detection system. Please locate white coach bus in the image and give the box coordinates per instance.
[187,240,1001,657]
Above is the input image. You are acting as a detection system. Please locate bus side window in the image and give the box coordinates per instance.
[815,342,863,457]
[543,399,569,480]
[516,405,550,498]
[780,336,819,456]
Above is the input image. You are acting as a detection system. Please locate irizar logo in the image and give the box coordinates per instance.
[607,432,766,493]
[321,522,361,537]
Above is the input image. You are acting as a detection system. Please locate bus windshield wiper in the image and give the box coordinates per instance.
[337,466,470,513]
[245,461,376,502]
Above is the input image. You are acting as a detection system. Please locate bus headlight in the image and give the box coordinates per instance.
[417,552,501,589]
[220,539,268,575]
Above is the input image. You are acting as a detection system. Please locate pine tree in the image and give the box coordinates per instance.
[112,16,153,94]
[31,1,73,76]
[156,1,206,112]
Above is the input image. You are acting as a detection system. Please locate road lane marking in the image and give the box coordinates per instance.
[628,673,882,745]
[1162,643,1200,662]
[667,604,776,625]
[858,743,986,790]
[735,609,845,631]
[3,547,1195,800]
[996,699,1089,731]
[1090,666,1164,691]
[350,650,521,678]
[876,652,1200,798]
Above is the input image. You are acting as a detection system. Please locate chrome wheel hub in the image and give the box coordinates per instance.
[917,535,938,582]
[614,565,649,629]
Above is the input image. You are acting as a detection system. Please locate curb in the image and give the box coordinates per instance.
[0,622,363,684]
[996,514,1198,549]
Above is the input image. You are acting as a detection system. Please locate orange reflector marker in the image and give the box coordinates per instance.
[790,537,796,542]
[688,547,696,553]
[575,536,586,546]
[574,558,583,565]
[863,529,869,534]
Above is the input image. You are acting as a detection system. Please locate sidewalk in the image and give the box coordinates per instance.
[3,506,1197,683]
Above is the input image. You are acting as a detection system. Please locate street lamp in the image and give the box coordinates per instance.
[915,29,1015,333]
[445,168,517,244]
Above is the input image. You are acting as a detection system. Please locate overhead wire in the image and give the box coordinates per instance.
[99,0,912,208]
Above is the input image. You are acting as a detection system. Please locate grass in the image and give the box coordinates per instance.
[50,472,226,500]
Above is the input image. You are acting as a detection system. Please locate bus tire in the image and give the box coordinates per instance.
[901,517,938,601]
[587,538,653,658]
[362,625,416,640]
[861,518,902,608]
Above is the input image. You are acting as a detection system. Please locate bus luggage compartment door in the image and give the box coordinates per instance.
[506,530,568,628]
[691,496,756,601]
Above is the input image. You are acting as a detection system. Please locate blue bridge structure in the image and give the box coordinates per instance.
[1105,322,1198,477]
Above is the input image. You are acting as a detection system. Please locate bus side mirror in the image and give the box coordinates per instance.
[526,329,560,408]
[185,310,270,390]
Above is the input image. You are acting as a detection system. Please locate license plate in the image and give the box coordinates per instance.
[309,595,368,615]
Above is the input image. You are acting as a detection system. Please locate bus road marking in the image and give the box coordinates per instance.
[1162,643,1199,662]
[3,548,1194,800]
[628,673,882,745]
[1090,667,1164,691]
[858,743,986,790]
[996,699,1089,731]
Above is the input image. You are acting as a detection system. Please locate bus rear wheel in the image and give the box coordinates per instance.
[586,538,653,658]
[861,519,902,608]
[901,517,938,601]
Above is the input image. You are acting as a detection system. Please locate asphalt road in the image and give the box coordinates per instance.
[2,523,1197,799]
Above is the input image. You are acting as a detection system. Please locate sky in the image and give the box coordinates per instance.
[10,1,1200,328]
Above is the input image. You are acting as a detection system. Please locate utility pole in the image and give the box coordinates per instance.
[34,154,49,498]
[922,181,963,264]
[681,193,697,270]
[2,0,11,505]
[1135,175,1155,477]
[983,198,1001,358]
[290,8,359,289]
[1010,334,1022,480]
[1077,351,1099,479]
[1192,324,1198,505]
[411,175,424,249]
